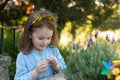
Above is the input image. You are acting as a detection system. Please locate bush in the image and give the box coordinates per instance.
[64,31,120,80]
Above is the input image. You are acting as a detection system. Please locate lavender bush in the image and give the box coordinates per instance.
[64,31,120,80]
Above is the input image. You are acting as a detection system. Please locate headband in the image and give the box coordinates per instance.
[32,11,58,24]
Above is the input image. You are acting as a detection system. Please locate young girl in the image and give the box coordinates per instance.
[14,10,66,80]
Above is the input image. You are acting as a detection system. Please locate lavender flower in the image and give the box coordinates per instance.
[72,42,79,49]
[87,39,91,47]
[87,35,94,47]
[75,43,79,48]
[112,37,115,44]
[106,34,110,41]
[95,30,98,38]
[90,36,93,44]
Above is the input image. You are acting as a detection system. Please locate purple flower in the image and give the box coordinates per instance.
[87,39,91,47]
[106,34,110,41]
[90,36,93,44]
[87,35,94,47]
[72,42,79,49]
[112,37,115,44]
[95,30,98,38]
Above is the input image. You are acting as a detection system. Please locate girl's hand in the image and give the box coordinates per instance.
[49,56,60,72]
[35,60,49,73]
[32,60,48,80]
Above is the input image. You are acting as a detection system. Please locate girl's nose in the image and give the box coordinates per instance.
[43,39,48,44]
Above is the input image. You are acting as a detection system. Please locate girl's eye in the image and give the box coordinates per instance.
[47,37,51,40]
[38,37,51,40]
[38,37,43,40]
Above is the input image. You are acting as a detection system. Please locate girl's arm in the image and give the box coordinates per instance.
[53,47,67,73]
[14,53,49,80]
[32,60,49,80]
[14,53,33,80]
[32,69,39,80]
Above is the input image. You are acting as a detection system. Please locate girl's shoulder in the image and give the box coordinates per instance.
[17,51,32,58]
[47,45,60,53]
[47,45,58,50]
[17,52,24,56]
[48,45,56,48]
[17,52,26,58]
[16,52,26,61]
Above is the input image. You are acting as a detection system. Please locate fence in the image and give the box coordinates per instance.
[0,26,22,80]
[0,26,21,55]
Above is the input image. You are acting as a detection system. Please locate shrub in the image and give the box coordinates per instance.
[64,31,120,80]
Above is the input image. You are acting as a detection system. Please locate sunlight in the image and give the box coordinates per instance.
[87,15,94,20]
[68,0,76,8]
[95,0,104,7]
[59,21,120,48]
[59,21,73,47]
[98,29,120,41]
[59,33,73,46]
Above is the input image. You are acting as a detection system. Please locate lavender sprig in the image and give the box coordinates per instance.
[106,34,110,41]
[95,30,98,39]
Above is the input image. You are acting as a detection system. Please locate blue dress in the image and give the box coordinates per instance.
[14,46,66,80]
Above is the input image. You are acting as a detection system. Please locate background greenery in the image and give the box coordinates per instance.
[0,0,120,29]
[0,0,120,80]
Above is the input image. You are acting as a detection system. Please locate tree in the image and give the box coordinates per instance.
[0,0,119,29]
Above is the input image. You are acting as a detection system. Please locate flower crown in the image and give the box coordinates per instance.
[32,11,58,24]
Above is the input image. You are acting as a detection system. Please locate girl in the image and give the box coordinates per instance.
[14,10,66,80]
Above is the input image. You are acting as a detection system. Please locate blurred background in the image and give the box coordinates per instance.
[0,0,120,80]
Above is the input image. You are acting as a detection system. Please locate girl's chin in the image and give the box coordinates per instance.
[33,47,45,51]
[39,48,45,51]
[38,48,45,51]
[40,46,46,50]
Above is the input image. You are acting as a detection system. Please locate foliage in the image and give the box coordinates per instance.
[64,31,120,80]
[0,0,120,30]
[59,46,70,63]
[64,41,119,80]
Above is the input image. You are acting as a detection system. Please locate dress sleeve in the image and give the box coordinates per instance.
[53,47,67,73]
[14,52,32,80]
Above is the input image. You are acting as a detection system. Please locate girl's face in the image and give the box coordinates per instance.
[31,26,53,51]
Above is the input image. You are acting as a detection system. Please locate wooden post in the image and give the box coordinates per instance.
[13,28,16,55]
[0,26,22,55]
[0,27,4,55]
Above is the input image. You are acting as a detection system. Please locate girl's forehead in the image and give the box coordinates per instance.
[33,26,52,31]
[32,27,53,36]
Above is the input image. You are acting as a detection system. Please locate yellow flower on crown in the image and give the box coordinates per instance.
[32,12,57,24]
